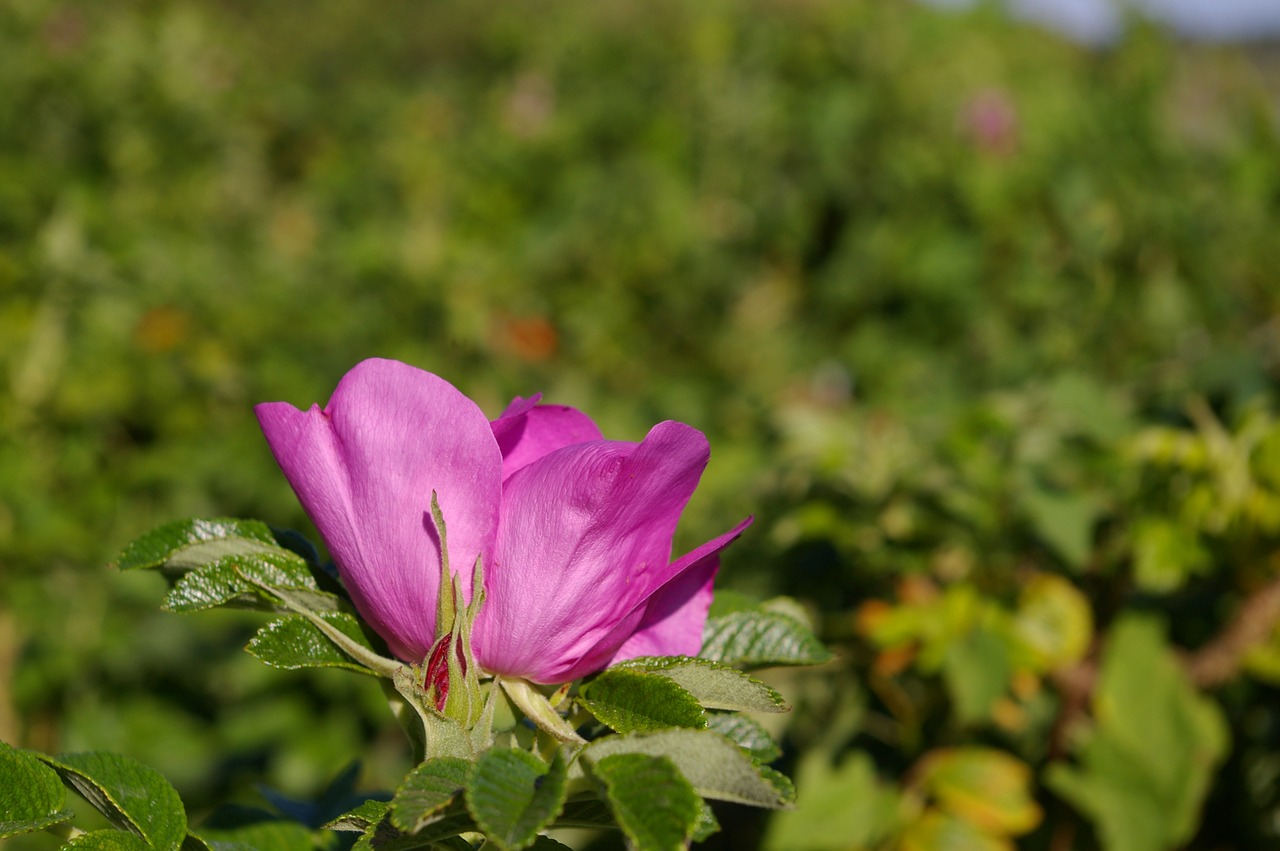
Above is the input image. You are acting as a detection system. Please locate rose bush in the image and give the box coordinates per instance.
[255,358,750,684]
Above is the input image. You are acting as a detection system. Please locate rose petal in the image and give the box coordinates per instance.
[475,420,710,682]
[490,398,605,482]
[255,358,502,663]
[609,516,753,663]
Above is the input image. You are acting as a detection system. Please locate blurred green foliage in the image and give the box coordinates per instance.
[3,0,1280,848]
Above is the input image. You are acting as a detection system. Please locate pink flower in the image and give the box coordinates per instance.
[255,358,750,684]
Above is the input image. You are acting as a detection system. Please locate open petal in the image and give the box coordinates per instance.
[490,398,604,482]
[255,358,502,663]
[609,515,753,663]
[475,420,710,682]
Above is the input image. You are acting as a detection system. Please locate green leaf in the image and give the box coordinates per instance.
[0,742,73,839]
[324,800,389,833]
[198,820,316,851]
[612,657,787,713]
[700,610,831,669]
[917,747,1041,836]
[114,518,280,572]
[585,730,794,809]
[246,612,380,675]
[164,552,337,614]
[1046,615,1228,851]
[391,758,473,833]
[579,668,706,733]
[464,749,568,851]
[39,751,188,851]
[590,754,700,851]
[705,713,782,764]
[763,752,898,851]
[65,831,156,851]
[941,627,1011,724]
[692,800,720,842]
[551,799,617,830]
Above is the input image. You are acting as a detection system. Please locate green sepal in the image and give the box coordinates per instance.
[584,729,794,809]
[391,667,475,761]
[0,741,74,839]
[578,668,707,733]
[611,656,788,713]
[464,749,568,851]
[428,492,486,730]
[38,751,188,851]
[588,753,701,851]
[499,679,585,744]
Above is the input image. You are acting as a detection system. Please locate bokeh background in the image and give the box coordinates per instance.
[4,0,1280,848]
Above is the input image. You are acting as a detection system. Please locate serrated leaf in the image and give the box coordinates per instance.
[465,750,568,850]
[324,800,389,833]
[700,610,831,669]
[614,657,787,713]
[579,669,706,734]
[40,752,187,851]
[705,713,782,763]
[114,518,280,572]
[65,830,156,851]
[246,612,380,675]
[692,800,720,842]
[585,730,793,809]
[526,838,573,850]
[353,810,472,851]
[591,754,700,851]
[164,552,337,614]
[391,758,473,833]
[0,742,73,839]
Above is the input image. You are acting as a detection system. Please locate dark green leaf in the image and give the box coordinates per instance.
[114,518,280,572]
[579,669,706,733]
[164,552,337,614]
[353,809,476,851]
[705,713,782,763]
[391,758,473,833]
[590,754,700,851]
[527,838,573,850]
[325,800,390,833]
[612,656,787,713]
[0,742,73,839]
[40,751,188,851]
[465,749,568,850]
[585,730,793,809]
[65,831,156,851]
[551,799,617,830]
[700,610,831,669]
[246,612,380,675]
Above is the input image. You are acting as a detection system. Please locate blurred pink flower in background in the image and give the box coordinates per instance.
[961,88,1020,157]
